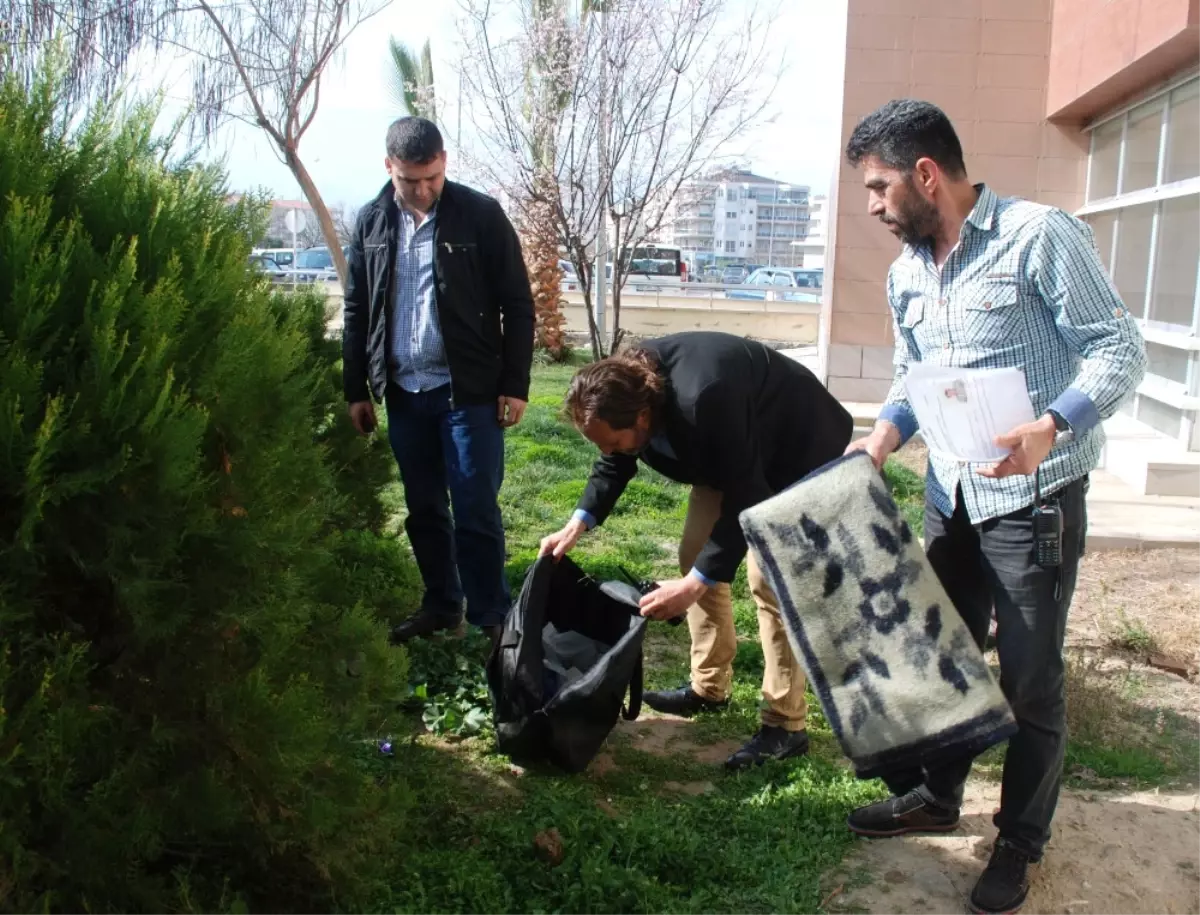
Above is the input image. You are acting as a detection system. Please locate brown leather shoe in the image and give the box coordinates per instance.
[847,790,960,837]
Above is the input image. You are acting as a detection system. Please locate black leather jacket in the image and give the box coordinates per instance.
[342,180,534,405]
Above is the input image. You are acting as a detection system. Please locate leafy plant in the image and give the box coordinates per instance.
[405,634,494,737]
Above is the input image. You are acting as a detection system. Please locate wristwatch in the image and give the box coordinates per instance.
[1047,409,1074,446]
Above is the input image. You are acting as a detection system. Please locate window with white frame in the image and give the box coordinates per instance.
[1080,73,1200,447]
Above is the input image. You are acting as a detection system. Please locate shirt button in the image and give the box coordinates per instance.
[1114,307,1125,318]
[938,297,947,306]
[984,302,992,310]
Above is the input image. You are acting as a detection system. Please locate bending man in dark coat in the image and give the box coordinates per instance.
[541,332,854,769]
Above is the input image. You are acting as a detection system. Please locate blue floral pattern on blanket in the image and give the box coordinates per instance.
[740,452,1015,780]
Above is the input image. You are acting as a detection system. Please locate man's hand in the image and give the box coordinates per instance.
[348,400,377,435]
[638,575,708,621]
[497,396,527,428]
[976,414,1057,479]
[538,518,588,560]
[844,420,902,471]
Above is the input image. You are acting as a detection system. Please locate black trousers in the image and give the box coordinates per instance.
[885,477,1088,860]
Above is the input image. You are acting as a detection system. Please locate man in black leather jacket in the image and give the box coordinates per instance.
[343,117,534,645]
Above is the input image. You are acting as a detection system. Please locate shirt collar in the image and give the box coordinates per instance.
[965,183,997,232]
[902,183,996,262]
[394,196,439,223]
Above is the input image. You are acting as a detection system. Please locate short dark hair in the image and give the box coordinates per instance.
[845,99,967,179]
[385,117,444,163]
[564,349,665,430]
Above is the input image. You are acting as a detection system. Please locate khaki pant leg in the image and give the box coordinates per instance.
[748,552,809,730]
[678,486,736,702]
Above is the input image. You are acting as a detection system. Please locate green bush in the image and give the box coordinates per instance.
[0,72,412,911]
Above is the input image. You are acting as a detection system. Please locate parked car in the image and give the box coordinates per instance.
[256,247,295,269]
[559,259,579,291]
[725,267,823,302]
[697,266,724,284]
[721,265,750,285]
[248,254,289,283]
[293,246,346,284]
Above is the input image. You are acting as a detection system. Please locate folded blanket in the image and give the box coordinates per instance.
[739,452,1016,780]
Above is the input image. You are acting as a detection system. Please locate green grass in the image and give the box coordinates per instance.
[371,363,1194,913]
[373,363,889,912]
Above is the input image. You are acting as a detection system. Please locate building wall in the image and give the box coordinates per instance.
[827,0,1094,402]
[1047,0,1199,121]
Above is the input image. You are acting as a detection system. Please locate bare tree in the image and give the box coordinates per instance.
[0,1,169,104]
[331,203,359,245]
[458,0,779,357]
[167,0,389,286]
[3,2,380,287]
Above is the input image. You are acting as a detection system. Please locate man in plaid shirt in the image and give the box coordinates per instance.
[843,99,1145,915]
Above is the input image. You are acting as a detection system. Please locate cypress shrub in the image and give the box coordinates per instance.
[0,71,411,911]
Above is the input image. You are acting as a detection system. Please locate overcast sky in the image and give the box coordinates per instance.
[137,0,848,212]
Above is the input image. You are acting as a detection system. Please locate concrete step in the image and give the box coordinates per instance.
[1085,469,1200,550]
[1101,414,1200,497]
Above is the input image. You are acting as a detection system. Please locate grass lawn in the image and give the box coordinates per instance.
[369,360,923,914]
[367,362,1193,913]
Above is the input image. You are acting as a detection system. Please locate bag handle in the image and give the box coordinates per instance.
[621,649,643,721]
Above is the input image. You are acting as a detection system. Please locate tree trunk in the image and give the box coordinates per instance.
[520,178,568,360]
[286,147,349,287]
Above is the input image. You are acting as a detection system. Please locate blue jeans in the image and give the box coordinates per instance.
[384,384,511,628]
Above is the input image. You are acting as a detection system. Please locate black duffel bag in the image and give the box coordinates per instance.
[487,555,648,773]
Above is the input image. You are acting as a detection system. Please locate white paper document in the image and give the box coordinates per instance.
[903,364,1036,463]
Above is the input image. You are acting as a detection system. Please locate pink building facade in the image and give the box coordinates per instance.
[822,0,1200,485]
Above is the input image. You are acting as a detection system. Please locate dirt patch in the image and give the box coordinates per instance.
[618,714,742,765]
[589,752,618,778]
[662,780,717,796]
[1073,548,1200,670]
[834,781,1200,915]
[1063,548,1200,735]
[890,440,930,478]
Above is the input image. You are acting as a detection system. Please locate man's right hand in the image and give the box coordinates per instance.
[348,400,377,436]
[538,518,588,560]
[844,420,902,471]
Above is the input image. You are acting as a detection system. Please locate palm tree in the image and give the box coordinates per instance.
[387,38,437,123]
[519,0,575,360]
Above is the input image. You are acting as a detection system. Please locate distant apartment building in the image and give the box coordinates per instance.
[658,170,813,268]
[823,0,1199,495]
[790,193,828,270]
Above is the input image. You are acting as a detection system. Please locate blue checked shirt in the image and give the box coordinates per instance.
[390,201,450,392]
[878,184,1146,523]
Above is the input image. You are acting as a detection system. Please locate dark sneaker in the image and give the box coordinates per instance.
[643,684,729,717]
[847,789,960,837]
[969,840,1034,914]
[390,609,464,644]
[724,725,810,771]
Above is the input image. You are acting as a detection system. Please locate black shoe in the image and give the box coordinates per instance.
[969,840,1034,914]
[390,608,464,644]
[847,789,960,837]
[643,684,729,717]
[724,725,810,771]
